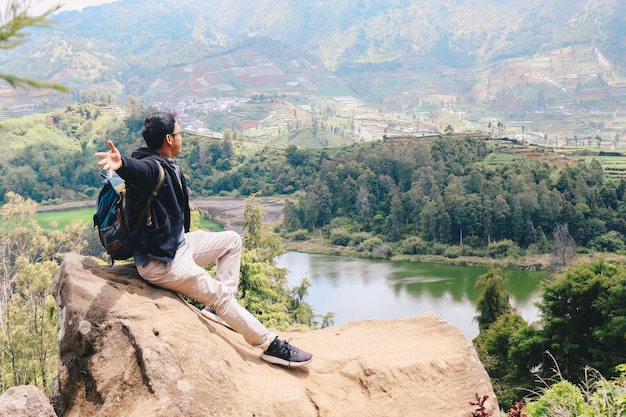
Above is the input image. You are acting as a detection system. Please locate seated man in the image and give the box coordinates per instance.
[95,110,312,367]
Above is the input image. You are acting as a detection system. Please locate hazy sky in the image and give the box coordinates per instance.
[1,0,120,15]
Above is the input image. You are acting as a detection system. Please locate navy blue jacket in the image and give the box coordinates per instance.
[116,147,190,265]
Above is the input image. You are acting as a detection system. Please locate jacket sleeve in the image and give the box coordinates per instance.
[116,156,161,186]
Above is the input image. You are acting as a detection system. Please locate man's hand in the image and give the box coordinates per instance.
[95,140,122,178]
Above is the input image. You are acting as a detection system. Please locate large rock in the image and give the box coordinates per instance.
[53,252,499,417]
[0,385,56,417]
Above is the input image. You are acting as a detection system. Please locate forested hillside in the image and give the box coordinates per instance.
[3,104,626,259]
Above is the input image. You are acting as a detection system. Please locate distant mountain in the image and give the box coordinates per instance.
[2,0,626,140]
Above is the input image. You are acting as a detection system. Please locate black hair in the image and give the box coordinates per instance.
[142,111,176,150]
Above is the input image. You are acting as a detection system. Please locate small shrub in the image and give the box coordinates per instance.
[469,393,491,417]
[461,244,486,257]
[524,380,589,417]
[584,365,626,417]
[443,245,463,258]
[329,227,351,246]
[358,237,383,252]
[399,236,429,255]
[487,239,521,259]
[589,231,626,253]
[464,235,482,248]
[349,231,373,246]
[431,242,448,255]
[286,229,310,241]
[327,216,353,230]
[506,402,527,417]
[371,242,393,259]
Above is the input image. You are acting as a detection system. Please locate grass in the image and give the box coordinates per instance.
[24,207,222,231]
[36,207,95,230]
[484,152,519,167]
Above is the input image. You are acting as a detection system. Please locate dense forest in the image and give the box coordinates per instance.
[3,103,626,260]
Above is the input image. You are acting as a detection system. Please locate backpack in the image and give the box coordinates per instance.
[93,161,165,262]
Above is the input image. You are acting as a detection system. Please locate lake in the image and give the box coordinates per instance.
[275,251,546,339]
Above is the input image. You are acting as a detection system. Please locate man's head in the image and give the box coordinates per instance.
[142,111,183,157]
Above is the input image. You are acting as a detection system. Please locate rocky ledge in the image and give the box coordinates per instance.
[2,252,499,416]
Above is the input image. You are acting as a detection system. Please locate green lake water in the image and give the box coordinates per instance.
[276,251,545,339]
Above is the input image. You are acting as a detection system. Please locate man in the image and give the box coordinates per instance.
[95,110,312,367]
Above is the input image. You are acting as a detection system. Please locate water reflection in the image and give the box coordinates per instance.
[276,251,545,339]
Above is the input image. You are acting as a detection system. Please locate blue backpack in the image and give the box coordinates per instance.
[93,162,164,262]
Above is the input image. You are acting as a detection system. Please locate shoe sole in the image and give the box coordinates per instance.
[200,309,234,331]
[260,353,313,368]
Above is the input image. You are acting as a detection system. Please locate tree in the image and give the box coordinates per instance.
[281,199,302,232]
[538,260,626,382]
[4,258,58,390]
[284,145,309,167]
[549,223,576,272]
[239,196,321,329]
[355,186,370,219]
[444,177,466,243]
[473,267,544,409]
[1,193,89,394]
[222,133,234,159]
[473,312,542,409]
[418,198,437,241]
[0,1,67,92]
[303,181,333,229]
[474,268,512,332]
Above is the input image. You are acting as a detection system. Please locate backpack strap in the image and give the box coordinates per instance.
[131,160,165,235]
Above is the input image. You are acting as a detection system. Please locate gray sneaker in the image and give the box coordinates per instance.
[261,337,313,367]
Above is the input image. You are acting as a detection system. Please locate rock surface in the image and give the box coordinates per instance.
[0,385,57,417]
[52,252,499,417]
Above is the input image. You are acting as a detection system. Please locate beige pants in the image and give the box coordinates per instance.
[136,230,276,350]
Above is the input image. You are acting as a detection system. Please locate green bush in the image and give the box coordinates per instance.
[431,242,448,256]
[463,235,482,248]
[327,216,353,230]
[487,239,521,259]
[329,227,351,246]
[589,231,626,253]
[399,236,430,255]
[349,231,373,247]
[588,378,626,416]
[525,380,590,417]
[460,244,487,257]
[358,237,383,252]
[443,245,463,258]
[521,364,626,417]
[596,364,626,414]
[286,229,310,241]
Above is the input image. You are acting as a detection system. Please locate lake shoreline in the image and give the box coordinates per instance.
[285,241,546,271]
[285,240,626,272]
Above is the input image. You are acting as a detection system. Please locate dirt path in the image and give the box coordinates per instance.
[192,196,285,234]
